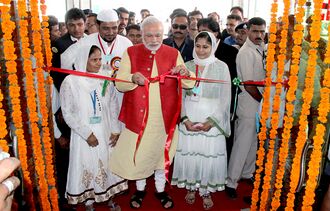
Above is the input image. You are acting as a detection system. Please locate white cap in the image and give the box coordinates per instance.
[97,9,118,22]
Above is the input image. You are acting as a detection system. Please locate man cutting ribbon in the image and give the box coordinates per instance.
[109,16,195,209]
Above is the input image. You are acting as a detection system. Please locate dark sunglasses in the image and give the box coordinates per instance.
[172,24,187,30]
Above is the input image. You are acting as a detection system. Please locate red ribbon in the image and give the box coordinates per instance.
[133,79,149,166]
[48,67,131,83]
[50,67,182,181]
[164,77,182,181]
[49,66,288,181]
[132,71,183,182]
[241,80,289,88]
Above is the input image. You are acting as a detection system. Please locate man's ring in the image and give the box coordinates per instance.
[2,180,14,194]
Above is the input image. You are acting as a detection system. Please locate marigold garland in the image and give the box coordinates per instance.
[301,23,330,210]
[41,16,52,70]
[250,1,278,210]
[29,0,57,210]
[17,0,57,210]
[269,1,306,207]
[0,1,35,209]
[39,0,60,209]
[285,0,323,210]
[259,0,290,209]
[0,87,9,152]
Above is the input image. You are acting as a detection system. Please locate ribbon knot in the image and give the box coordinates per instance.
[159,75,166,84]
[232,77,242,86]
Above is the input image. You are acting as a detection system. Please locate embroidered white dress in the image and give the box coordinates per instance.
[60,72,127,204]
[171,59,231,194]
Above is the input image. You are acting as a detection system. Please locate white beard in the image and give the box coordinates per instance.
[143,39,161,51]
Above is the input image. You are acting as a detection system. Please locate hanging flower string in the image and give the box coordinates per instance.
[301,23,330,210]
[40,0,52,73]
[17,0,54,210]
[270,0,307,210]
[260,0,290,209]
[285,0,323,210]
[250,0,278,210]
[39,0,60,209]
[0,86,9,152]
[30,0,57,209]
[0,1,36,209]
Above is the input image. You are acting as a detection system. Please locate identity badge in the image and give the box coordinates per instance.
[90,116,101,124]
[192,86,201,95]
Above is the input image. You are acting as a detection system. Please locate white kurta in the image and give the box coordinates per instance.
[60,73,127,204]
[171,60,231,193]
[61,33,133,73]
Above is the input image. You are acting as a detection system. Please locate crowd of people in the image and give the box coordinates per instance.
[1,4,329,211]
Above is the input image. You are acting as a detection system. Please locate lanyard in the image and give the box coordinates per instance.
[256,48,266,69]
[90,90,98,116]
[195,65,200,87]
[172,41,186,55]
[98,34,116,57]
[256,48,265,59]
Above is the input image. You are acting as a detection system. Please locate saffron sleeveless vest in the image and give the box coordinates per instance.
[119,44,179,134]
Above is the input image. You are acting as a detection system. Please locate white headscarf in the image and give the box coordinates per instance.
[73,43,103,92]
[74,43,101,72]
[193,31,217,66]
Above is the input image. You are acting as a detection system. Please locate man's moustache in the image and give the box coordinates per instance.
[174,32,183,35]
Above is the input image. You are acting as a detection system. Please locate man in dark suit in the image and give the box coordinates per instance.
[51,8,86,90]
[163,12,194,62]
[50,8,86,209]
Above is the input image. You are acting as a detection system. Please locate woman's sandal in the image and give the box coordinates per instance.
[202,194,214,210]
[129,190,146,209]
[185,190,196,204]
[108,199,121,211]
[85,204,95,211]
[155,191,174,209]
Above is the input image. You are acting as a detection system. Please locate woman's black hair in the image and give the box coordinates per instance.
[88,45,101,57]
[197,18,221,39]
[195,31,212,45]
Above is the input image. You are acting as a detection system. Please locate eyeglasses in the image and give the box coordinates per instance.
[172,24,188,30]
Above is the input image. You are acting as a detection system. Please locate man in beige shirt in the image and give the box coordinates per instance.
[226,17,266,199]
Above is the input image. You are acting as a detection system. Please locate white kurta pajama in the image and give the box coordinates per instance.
[171,33,231,195]
[60,73,127,204]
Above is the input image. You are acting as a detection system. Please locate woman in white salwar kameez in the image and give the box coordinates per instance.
[60,44,127,211]
[171,31,231,210]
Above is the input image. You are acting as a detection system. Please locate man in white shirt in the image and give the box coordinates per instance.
[226,17,266,199]
[61,9,132,76]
